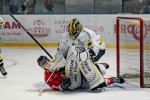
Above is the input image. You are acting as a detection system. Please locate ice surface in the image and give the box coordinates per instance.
[0,47,150,100]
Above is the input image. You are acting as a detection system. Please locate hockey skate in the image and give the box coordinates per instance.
[0,66,7,76]
[112,77,125,84]
[90,82,107,93]
[0,56,7,76]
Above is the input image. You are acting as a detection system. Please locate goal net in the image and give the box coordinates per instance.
[116,16,150,88]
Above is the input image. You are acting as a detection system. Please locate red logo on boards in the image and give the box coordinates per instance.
[28,20,50,37]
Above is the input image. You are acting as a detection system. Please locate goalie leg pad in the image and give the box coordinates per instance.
[65,49,81,90]
[78,59,105,89]
[70,46,105,89]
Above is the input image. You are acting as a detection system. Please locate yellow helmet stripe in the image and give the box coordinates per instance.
[0,54,3,60]
[69,21,73,32]
[72,20,76,28]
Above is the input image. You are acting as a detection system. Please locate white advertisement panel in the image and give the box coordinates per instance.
[0,14,150,45]
[0,15,52,42]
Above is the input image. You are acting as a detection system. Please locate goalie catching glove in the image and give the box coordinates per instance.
[37,51,67,72]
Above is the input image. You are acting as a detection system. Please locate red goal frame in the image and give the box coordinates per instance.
[116,16,145,88]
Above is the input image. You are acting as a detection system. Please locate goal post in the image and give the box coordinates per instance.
[116,16,150,88]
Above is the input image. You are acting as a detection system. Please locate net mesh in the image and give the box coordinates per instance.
[143,19,150,87]
[117,17,150,87]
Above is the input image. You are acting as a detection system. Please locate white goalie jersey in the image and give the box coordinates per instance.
[58,28,106,90]
[58,28,105,59]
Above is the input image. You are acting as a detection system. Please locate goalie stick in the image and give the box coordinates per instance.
[9,13,53,59]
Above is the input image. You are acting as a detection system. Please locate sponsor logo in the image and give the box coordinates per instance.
[54,19,68,35]
[114,22,150,41]
[28,27,50,37]
[73,61,78,81]
[2,21,21,29]
[87,73,96,83]
[69,60,74,79]
[84,61,92,72]
[28,20,50,37]
[80,62,88,75]
[1,21,21,36]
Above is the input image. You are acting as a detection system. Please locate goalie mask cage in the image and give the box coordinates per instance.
[116,16,150,88]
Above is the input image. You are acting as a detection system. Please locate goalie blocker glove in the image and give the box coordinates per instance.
[37,52,67,72]
[37,55,57,72]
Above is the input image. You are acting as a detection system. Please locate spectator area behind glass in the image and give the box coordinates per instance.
[0,0,149,14]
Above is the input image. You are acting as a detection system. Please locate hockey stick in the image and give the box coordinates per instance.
[9,13,53,59]
[39,71,55,96]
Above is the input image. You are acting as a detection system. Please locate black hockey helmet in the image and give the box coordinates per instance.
[37,55,50,70]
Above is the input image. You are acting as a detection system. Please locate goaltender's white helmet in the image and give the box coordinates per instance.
[0,17,4,25]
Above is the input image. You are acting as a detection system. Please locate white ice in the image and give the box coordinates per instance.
[0,47,150,100]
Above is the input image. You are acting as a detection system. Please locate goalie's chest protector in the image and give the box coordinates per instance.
[62,31,90,49]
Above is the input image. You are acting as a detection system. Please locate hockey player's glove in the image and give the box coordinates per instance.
[61,78,71,90]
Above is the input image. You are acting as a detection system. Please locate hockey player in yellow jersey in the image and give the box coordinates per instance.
[0,17,7,76]
[0,54,7,76]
